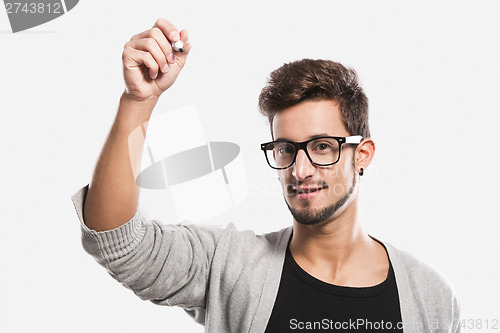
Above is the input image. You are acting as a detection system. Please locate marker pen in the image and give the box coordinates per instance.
[172,40,184,53]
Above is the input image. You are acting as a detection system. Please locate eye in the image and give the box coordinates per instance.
[313,142,334,151]
[315,143,330,151]
[278,145,294,155]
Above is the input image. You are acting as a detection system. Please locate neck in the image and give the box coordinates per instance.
[289,195,371,269]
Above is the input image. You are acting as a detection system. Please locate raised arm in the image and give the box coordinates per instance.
[83,19,191,231]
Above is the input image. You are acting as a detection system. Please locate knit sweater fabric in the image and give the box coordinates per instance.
[71,185,460,332]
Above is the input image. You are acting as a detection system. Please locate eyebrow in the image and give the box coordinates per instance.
[274,133,332,142]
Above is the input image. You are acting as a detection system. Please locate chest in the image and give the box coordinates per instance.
[264,251,404,332]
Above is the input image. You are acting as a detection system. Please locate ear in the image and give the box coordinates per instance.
[355,138,375,174]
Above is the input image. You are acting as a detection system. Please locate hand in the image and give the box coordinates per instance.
[121,18,191,102]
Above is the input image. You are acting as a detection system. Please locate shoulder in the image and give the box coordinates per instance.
[214,223,292,252]
[385,242,455,292]
[204,224,291,298]
[383,241,461,329]
[176,223,292,262]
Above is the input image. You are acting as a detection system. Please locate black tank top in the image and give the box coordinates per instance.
[264,245,404,332]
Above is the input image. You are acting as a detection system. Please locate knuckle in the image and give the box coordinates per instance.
[121,50,130,61]
[122,45,132,56]
[151,27,162,37]
[146,38,156,48]
[147,54,158,68]
[155,18,166,27]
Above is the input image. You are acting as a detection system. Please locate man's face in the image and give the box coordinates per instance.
[272,99,358,226]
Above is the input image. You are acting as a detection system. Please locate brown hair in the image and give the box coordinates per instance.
[258,59,370,139]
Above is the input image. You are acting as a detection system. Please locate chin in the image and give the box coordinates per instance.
[285,199,334,226]
[284,184,357,226]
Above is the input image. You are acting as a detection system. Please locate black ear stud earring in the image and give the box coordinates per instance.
[359,168,364,176]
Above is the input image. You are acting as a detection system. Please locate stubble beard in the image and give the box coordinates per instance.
[284,171,357,226]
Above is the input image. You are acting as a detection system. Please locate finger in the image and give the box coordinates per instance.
[130,27,174,63]
[125,48,160,80]
[170,29,191,67]
[127,38,169,74]
[150,27,175,64]
[178,29,191,55]
[153,18,180,44]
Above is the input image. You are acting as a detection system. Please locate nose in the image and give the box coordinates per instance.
[292,149,315,180]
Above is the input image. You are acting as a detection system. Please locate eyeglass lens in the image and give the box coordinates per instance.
[265,138,340,168]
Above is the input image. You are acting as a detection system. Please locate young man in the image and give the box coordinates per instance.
[71,19,460,332]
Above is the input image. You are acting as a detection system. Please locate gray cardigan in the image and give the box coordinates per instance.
[72,185,460,332]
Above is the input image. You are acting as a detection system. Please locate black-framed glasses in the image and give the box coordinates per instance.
[260,135,363,170]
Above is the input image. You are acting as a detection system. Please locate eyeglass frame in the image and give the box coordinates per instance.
[260,135,363,170]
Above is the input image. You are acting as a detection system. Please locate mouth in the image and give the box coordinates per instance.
[288,184,328,199]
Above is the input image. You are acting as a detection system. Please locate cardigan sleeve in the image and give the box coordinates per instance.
[70,185,225,323]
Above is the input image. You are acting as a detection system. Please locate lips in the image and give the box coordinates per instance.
[289,184,328,199]
[293,185,327,193]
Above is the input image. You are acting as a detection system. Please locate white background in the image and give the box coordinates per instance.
[1,1,499,332]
